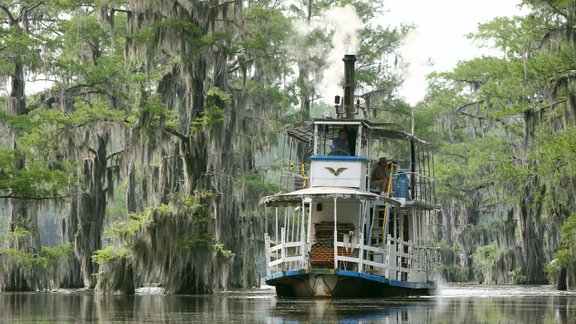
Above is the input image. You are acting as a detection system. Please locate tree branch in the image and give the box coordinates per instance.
[441,152,468,161]
[163,127,189,141]
[110,8,131,14]
[0,192,72,200]
[25,84,108,112]
[0,4,17,24]
[543,0,568,20]
[21,0,46,18]
[454,100,484,113]
[459,111,486,121]
[107,148,128,161]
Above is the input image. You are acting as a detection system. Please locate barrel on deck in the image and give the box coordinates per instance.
[396,171,409,198]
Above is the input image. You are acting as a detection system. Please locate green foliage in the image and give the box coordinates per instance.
[533,127,576,182]
[547,213,576,278]
[191,87,230,132]
[436,136,508,196]
[436,240,469,282]
[509,266,528,284]
[176,232,213,250]
[12,165,70,196]
[0,18,42,71]
[106,181,128,221]
[243,5,292,62]
[239,173,279,198]
[544,248,571,281]
[12,0,570,290]
[211,242,235,259]
[472,241,498,279]
[169,190,214,217]
[105,205,168,239]
[58,14,109,58]
[417,10,576,290]
[0,110,36,134]
[0,247,48,269]
[41,243,74,260]
[4,226,30,241]
[470,16,545,58]
[139,93,176,128]
[130,16,215,64]
[486,220,505,233]
[438,264,469,282]
[91,245,128,265]
[103,188,217,258]
[0,147,74,199]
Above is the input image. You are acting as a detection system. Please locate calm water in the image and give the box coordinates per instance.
[1,284,575,323]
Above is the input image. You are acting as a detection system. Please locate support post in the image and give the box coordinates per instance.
[265,233,271,276]
[333,196,338,269]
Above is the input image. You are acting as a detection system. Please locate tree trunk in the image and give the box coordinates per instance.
[1,62,42,291]
[70,134,109,288]
[557,267,567,291]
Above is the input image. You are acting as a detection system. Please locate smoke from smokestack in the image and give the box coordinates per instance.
[395,30,432,105]
[318,5,362,104]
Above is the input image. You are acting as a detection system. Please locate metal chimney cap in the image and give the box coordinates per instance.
[342,54,357,62]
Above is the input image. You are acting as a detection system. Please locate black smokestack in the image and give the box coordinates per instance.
[342,54,356,119]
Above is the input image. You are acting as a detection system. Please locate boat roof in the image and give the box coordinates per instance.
[286,118,428,144]
[260,186,399,207]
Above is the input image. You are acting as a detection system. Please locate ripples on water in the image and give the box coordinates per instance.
[1,284,575,323]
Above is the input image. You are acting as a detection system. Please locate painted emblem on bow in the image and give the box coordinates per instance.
[325,167,347,177]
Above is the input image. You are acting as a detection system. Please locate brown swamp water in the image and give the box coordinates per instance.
[1,284,575,323]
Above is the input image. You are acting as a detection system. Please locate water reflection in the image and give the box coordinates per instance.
[269,299,432,323]
[0,285,575,323]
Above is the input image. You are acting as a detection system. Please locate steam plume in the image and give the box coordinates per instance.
[318,5,362,104]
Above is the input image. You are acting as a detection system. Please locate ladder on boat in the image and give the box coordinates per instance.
[370,163,396,246]
[365,203,391,275]
[366,164,396,275]
[370,205,388,246]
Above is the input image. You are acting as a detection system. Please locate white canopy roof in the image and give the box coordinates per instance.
[259,186,397,207]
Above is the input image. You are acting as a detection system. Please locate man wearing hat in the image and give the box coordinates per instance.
[371,157,390,193]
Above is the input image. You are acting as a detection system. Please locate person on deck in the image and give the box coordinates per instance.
[330,129,351,155]
[371,157,390,193]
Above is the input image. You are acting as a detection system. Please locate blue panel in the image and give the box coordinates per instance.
[337,270,360,278]
[272,272,284,280]
[285,269,303,277]
[310,155,368,162]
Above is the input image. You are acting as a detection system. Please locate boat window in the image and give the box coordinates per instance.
[317,124,359,156]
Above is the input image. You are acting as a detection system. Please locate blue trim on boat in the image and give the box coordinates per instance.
[310,155,369,162]
[266,269,387,284]
[358,272,386,283]
[266,269,434,288]
[285,269,303,277]
[265,269,435,297]
[337,270,360,278]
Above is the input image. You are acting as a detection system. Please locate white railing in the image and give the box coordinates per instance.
[265,228,307,275]
[266,230,437,282]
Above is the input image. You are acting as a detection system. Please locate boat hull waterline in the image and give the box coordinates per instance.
[265,269,436,298]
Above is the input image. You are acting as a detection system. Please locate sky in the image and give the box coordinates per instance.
[384,0,527,104]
